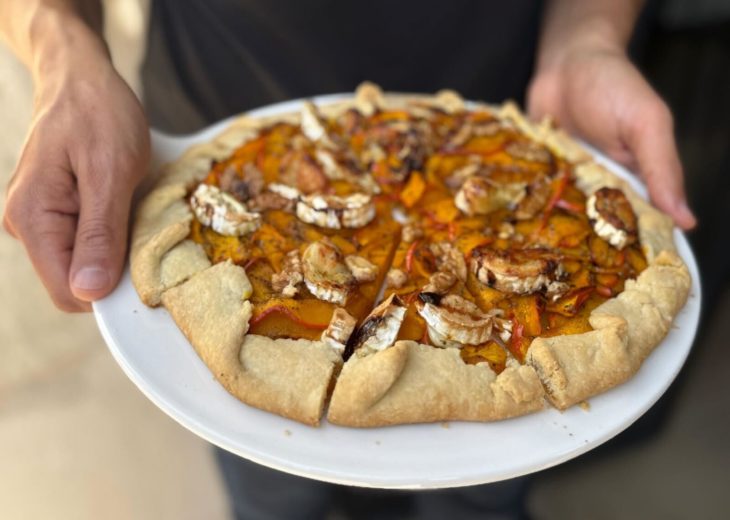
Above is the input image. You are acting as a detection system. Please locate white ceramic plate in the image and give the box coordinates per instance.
[93,94,701,489]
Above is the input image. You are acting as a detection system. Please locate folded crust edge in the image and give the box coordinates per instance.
[328,341,545,427]
[161,261,341,426]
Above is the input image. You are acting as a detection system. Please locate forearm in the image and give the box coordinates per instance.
[537,0,644,70]
[0,0,107,84]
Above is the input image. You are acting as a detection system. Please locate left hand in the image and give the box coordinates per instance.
[527,46,696,230]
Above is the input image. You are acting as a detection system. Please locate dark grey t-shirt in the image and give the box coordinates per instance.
[142,0,544,132]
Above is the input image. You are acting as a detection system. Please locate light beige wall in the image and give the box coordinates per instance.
[104,0,149,94]
[0,3,230,519]
[0,0,149,400]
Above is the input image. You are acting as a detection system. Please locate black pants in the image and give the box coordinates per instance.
[215,448,530,520]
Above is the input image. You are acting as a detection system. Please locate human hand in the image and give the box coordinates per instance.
[2,34,150,312]
[527,46,696,230]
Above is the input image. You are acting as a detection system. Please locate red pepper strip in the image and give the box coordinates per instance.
[243,257,261,271]
[423,210,448,231]
[554,198,585,214]
[596,285,613,298]
[540,170,570,229]
[547,286,594,316]
[371,160,398,180]
[405,240,421,273]
[448,221,457,242]
[510,317,525,357]
[403,291,420,306]
[420,327,431,345]
[250,304,329,330]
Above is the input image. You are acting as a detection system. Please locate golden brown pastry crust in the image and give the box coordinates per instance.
[328,341,544,427]
[160,261,341,425]
[130,183,194,306]
[130,83,691,426]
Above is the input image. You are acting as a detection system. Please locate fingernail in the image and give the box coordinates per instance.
[72,267,110,291]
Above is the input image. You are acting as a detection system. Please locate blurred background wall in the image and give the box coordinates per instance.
[0,1,728,519]
[0,2,231,519]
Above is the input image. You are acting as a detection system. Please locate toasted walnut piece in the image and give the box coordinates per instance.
[271,249,304,297]
[385,268,408,290]
[430,242,467,282]
[279,151,328,195]
[361,142,387,165]
[314,149,346,180]
[243,164,265,194]
[297,155,329,194]
[218,166,239,196]
[302,238,354,304]
[339,108,365,135]
[321,308,357,353]
[422,270,457,295]
[248,191,295,213]
[445,159,482,190]
[402,222,424,243]
[219,164,265,203]
[314,149,380,195]
[498,222,515,240]
[344,255,378,283]
[587,187,638,250]
[230,180,254,203]
[289,134,310,151]
[514,175,551,220]
[396,133,429,175]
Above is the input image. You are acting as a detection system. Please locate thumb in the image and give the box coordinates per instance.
[69,181,133,302]
[626,100,697,230]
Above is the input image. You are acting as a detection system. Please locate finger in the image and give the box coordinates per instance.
[526,69,567,124]
[2,213,18,238]
[69,169,133,302]
[19,210,91,312]
[625,101,697,230]
[5,164,90,312]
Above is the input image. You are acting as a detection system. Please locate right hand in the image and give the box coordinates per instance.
[2,35,150,312]
[528,46,696,230]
